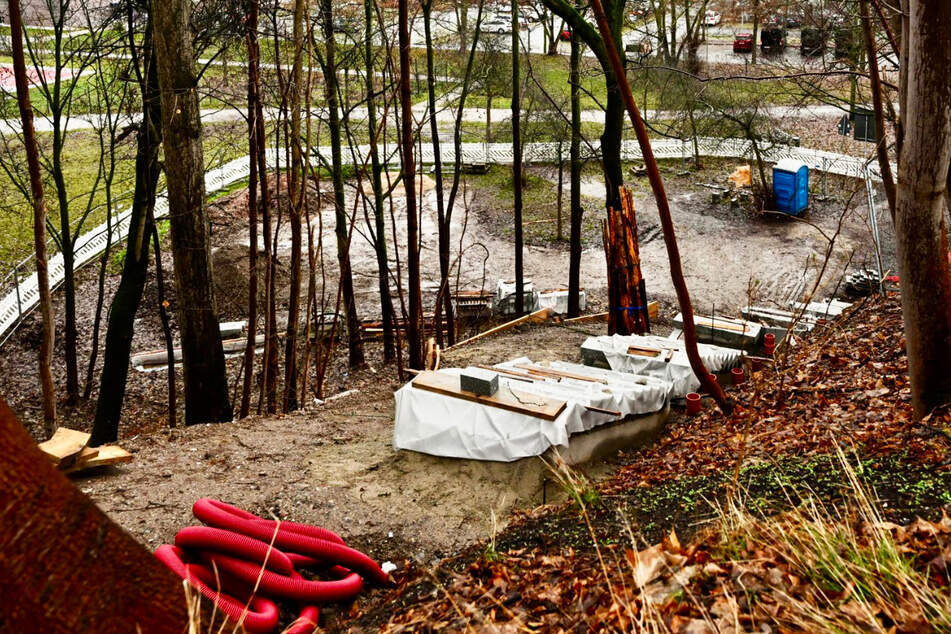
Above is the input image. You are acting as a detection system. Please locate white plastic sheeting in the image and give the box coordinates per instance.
[393,360,670,462]
[581,334,742,397]
[537,289,586,315]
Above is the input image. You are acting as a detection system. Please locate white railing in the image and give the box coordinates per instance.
[0,137,887,345]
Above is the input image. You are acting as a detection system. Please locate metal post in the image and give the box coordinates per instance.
[864,166,885,294]
[14,265,21,317]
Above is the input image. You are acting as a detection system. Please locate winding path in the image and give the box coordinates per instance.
[0,136,885,345]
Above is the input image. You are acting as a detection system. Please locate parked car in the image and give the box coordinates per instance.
[559,27,572,41]
[704,10,721,26]
[733,32,753,53]
[482,16,510,34]
[785,14,802,28]
[760,26,787,52]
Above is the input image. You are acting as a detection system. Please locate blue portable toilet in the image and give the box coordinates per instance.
[772,158,809,215]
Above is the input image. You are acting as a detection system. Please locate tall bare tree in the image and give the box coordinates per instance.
[8,0,56,435]
[152,0,233,425]
[893,0,951,418]
[320,0,365,369]
[90,8,164,446]
[511,0,525,314]
[398,0,423,369]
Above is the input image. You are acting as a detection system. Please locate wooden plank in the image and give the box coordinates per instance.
[38,427,91,468]
[564,311,608,324]
[563,301,656,325]
[445,308,554,352]
[411,371,566,421]
[514,363,607,384]
[474,364,537,382]
[66,445,132,473]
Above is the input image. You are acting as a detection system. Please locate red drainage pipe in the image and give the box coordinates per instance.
[155,499,392,633]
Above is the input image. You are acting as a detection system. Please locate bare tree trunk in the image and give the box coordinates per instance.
[861,0,896,221]
[364,0,397,361]
[894,0,951,418]
[399,0,424,369]
[240,0,261,419]
[90,15,162,446]
[150,213,176,428]
[0,399,188,633]
[751,0,759,64]
[589,0,732,413]
[284,0,307,412]
[153,0,232,425]
[511,0,524,314]
[422,0,455,346]
[567,33,583,318]
[321,0,365,369]
[9,0,56,435]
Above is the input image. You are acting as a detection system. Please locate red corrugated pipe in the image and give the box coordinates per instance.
[154,498,392,633]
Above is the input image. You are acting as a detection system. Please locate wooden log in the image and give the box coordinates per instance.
[444,308,554,351]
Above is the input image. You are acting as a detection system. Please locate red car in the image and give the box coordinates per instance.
[733,32,753,53]
[559,28,571,41]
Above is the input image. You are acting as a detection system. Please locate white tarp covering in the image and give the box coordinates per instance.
[393,361,670,462]
[537,289,586,315]
[581,334,742,397]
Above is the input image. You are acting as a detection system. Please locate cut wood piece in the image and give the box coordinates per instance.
[445,308,554,351]
[564,311,608,324]
[514,363,607,383]
[563,301,656,325]
[627,345,675,361]
[38,427,91,468]
[412,371,566,421]
[475,364,536,382]
[66,445,132,473]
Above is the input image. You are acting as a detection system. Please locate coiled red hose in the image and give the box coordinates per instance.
[154,545,280,633]
[154,498,392,634]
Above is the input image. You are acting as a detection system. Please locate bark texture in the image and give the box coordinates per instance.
[153,0,232,425]
[9,0,56,434]
[0,399,188,633]
[894,0,951,418]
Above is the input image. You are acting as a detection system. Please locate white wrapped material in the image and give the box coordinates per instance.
[581,334,742,397]
[537,289,585,315]
[393,362,671,462]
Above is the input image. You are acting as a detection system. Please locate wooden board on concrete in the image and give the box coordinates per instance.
[412,371,566,421]
[66,445,132,473]
[38,427,92,467]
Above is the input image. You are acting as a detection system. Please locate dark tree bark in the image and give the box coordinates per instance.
[321,0,365,369]
[399,0,424,369]
[541,0,625,213]
[422,0,456,346]
[364,0,398,361]
[567,31,583,318]
[894,0,951,418]
[153,0,233,425]
[90,14,163,447]
[588,0,732,414]
[283,0,306,412]
[511,0,525,314]
[9,0,56,435]
[240,0,261,419]
[860,0,896,221]
[0,399,188,633]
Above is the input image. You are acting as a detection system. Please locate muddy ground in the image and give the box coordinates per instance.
[73,319,636,569]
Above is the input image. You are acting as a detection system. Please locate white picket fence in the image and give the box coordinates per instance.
[0,137,885,345]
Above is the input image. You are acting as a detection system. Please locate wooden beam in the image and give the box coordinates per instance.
[444,308,554,352]
[411,371,566,421]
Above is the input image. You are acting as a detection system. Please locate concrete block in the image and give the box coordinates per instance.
[460,367,499,396]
